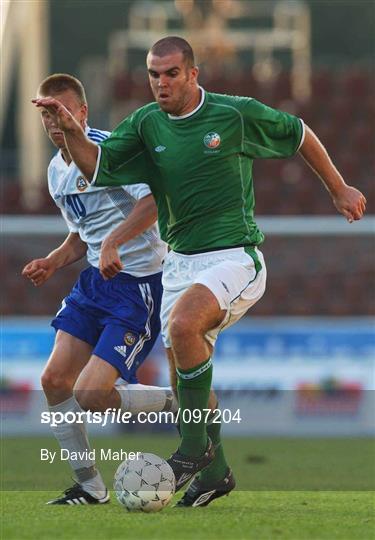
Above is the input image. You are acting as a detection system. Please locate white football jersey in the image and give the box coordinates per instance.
[48,126,166,277]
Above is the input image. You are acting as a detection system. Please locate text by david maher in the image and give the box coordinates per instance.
[40,449,141,463]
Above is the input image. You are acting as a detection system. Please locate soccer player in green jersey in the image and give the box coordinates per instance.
[33,36,366,507]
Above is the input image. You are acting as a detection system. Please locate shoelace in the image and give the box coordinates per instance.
[63,483,81,496]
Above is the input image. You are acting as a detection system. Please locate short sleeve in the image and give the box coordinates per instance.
[93,113,148,187]
[122,183,152,200]
[240,98,304,159]
[60,207,79,233]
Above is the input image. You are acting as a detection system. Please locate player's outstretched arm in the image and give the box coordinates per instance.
[299,125,366,222]
[32,97,98,180]
[22,233,87,286]
[99,194,158,280]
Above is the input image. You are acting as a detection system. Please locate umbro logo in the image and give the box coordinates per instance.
[176,473,193,487]
[114,345,127,358]
[192,490,216,507]
[155,145,166,152]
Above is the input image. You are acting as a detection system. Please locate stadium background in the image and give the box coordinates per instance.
[1,0,374,472]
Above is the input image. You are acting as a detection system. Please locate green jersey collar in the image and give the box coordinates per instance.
[167,86,206,121]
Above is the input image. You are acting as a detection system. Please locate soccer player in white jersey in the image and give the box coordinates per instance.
[23,74,176,505]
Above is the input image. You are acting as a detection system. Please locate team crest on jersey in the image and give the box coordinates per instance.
[203,132,221,149]
[124,332,137,346]
[76,176,88,191]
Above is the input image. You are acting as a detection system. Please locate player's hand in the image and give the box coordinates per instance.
[32,97,79,133]
[332,185,366,223]
[22,258,57,286]
[99,239,123,280]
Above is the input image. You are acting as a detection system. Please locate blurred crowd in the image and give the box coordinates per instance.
[2,67,373,215]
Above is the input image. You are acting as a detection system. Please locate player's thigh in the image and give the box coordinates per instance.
[161,247,265,348]
[89,319,160,384]
[202,252,267,343]
[41,330,93,388]
[170,283,226,334]
[161,276,224,349]
[74,354,119,392]
[161,288,183,349]
[193,249,266,345]
[74,354,120,411]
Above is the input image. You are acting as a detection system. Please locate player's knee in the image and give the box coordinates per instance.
[41,368,73,395]
[169,313,196,344]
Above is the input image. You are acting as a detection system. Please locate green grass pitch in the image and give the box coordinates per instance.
[2,435,374,539]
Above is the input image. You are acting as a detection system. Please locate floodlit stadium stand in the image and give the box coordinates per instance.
[1,65,374,317]
[2,68,374,216]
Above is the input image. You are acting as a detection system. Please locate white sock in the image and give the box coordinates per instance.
[116,383,178,414]
[48,396,106,499]
[80,473,107,500]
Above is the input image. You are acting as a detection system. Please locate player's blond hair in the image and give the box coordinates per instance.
[37,74,87,105]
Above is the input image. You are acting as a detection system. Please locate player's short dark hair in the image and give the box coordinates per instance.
[149,36,195,68]
[37,74,87,105]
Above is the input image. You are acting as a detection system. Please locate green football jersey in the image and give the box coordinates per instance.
[95,89,304,252]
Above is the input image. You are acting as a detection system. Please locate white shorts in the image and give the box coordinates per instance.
[161,247,267,348]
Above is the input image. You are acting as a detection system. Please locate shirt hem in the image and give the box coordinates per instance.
[92,145,102,185]
[296,119,306,152]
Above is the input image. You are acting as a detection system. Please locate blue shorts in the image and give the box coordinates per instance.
[51,266,163,383]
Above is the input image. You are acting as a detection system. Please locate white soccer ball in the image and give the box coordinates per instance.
[114,452,175,512]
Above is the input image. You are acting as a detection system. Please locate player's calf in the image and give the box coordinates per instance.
[74,387,114,412]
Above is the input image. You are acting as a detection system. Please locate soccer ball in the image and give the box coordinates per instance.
[114,452,175,512]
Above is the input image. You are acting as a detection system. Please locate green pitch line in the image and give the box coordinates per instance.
[2,491,374,540]
[2,435,374,491]
[1,436,374,540]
